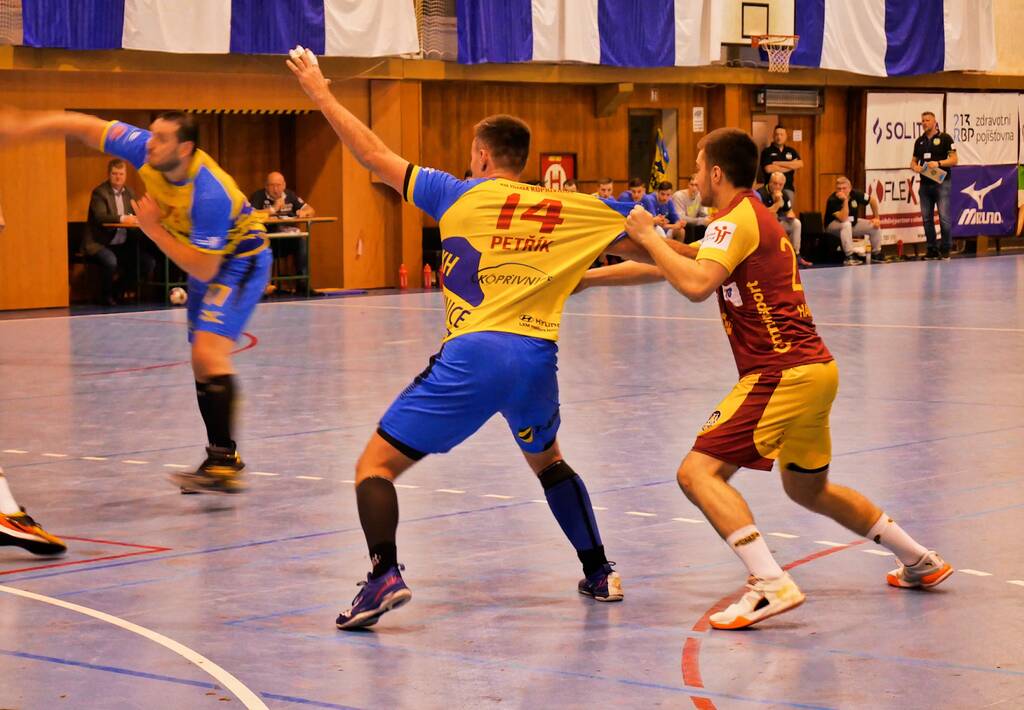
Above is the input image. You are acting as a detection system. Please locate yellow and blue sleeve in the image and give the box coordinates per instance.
[188,167,234,253]
[100,121,149,170]
[403,164,484,222]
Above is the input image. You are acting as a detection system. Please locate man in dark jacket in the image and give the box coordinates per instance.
[86,159,155,304]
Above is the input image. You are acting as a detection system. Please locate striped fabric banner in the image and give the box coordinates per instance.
[457,0,721,67]
[792,0,995,76]
[20,0,418,57]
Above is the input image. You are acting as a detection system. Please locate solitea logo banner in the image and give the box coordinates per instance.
[946,93,1019,166]
[866,93,944,170]
[951,165,1018,237]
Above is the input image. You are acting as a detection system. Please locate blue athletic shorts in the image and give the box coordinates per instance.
[378,331,561,459]
[187,247,271,342]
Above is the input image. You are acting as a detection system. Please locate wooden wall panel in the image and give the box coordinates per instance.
[215,114,282,198]
[294,114,344,289]
[814,88,852,213]
[0,138,69,309]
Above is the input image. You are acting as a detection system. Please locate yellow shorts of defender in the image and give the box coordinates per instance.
[692,360,838,472]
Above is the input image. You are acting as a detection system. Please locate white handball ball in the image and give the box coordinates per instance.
[169,287,188,306]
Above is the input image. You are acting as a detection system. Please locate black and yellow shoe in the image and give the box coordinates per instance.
[170,446,247,495]
[0,507,68,556]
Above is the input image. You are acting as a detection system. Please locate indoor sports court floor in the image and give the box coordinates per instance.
[1,255,1022,709]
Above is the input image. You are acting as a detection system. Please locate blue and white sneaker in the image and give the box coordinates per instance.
[578,562,624,602]
[336,564,412,630]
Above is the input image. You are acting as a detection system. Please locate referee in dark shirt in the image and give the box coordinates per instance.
[759,125,803,192]
[910,111,958,260]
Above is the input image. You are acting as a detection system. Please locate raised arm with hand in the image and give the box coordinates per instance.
[286,46,408,193]
[0,109,108,151]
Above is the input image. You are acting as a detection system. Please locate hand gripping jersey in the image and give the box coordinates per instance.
[101,121,266,258]
[404,165,631,342]
[695,191,832,377]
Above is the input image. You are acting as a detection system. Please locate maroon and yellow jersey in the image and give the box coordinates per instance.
[695,191,832,377]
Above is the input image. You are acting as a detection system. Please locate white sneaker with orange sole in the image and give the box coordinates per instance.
[887,551,953,589]
[709,572,805,630]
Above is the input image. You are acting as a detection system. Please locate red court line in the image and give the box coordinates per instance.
[82,332,258,377]
[682,540,865,709]
[0,536,170,577]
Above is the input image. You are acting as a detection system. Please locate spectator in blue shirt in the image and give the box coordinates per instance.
[617,177,647,204]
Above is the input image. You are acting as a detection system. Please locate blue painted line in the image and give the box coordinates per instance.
[0,499,533,584]
[0,649,216,689]
[0,648,363,709]
[946,500,1024,521]
[224,603,338,626]
[232,622,832,709]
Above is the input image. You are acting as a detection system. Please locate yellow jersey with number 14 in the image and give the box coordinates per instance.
[404,165,631,343]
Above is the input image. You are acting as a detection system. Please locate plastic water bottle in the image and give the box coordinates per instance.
[398,263,408,289]
[423,263,433,288]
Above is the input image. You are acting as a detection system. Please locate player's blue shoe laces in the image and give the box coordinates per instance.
[336,564,412,629]
[578,562,624,602]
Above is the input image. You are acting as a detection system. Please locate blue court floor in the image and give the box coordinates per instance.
[1,255,1022,709]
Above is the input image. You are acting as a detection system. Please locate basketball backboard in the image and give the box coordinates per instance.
[720,0,795,45]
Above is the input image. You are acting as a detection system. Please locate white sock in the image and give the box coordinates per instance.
[866,513,928,565]
[725,524,784,580]
[0,469,22,515]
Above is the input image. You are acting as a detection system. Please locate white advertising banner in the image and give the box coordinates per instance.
[946,93,1018,166]
[866,93,944,170]
[865,169,938,245]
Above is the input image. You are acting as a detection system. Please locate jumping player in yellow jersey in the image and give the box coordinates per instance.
[0,110,270,495]
[581,128,952,629]
[287,47,695,629]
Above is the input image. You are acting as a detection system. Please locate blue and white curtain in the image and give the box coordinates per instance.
[457,0,722,67]
[18,0,418,57]
[791,0,996,76]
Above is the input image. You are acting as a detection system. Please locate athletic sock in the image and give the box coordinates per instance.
[356,477,399,578]
[725,525,784,580]
[0,468,21,515]
[195,375,236,450]
[538,460,608,577]
[866,513,928,565]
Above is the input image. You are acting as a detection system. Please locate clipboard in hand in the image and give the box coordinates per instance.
[921,165,947,183]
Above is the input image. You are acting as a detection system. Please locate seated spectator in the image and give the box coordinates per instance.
[825,176,883,266]
[671,178,709,243]
[617,177,647,204]
[562,178,578,193]
[593,177,614,199]
[648,181,683,236]
[249,172,315,289]
[757,172,811,267]
[86,159,155,305]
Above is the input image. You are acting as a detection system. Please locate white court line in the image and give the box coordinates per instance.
[300,300,1024,335]
[382,339,421,346]
[122,460,148,465]
[768,532,799,539]
[0,584,268,710]
[1008,580,1024,588]
[482,494,514,500]
[163,464,190,469]
[813,540,847,547]
[625,511,657,517]
[394,484,420,489]
[672,517,706,524]
[2,449,27,454]
[530,499,546,504]
[341,479,355,484]
[593,506,608,511]
[861,549,895,556]
[250,472,279,477]
[296,475,323,481]
[80,456,108,461]
[959,569,993,577]
[436,488,465,494]
[42,453,68,458]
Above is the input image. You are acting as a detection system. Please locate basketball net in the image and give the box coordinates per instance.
[753,35,799,74]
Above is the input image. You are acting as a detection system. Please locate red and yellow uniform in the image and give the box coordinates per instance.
[692,191,836,472]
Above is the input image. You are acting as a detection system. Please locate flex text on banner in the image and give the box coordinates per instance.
[865,169,934,244]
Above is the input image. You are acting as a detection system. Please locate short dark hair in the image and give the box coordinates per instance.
[921,111,936,119]
[155,111,199,152]
[473,114,530,173]
[598,177,613,185]
[698,128,758,189]
[656,181,673,191]
[628,177,645,188]
[107,158,126,173]
[774,124,786,132]
[563,178,577,188]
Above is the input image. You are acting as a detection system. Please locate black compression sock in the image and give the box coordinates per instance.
[195,375,236,450]
[356,477,400,578]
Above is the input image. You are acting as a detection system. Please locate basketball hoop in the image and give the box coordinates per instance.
[752,35,799,73]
